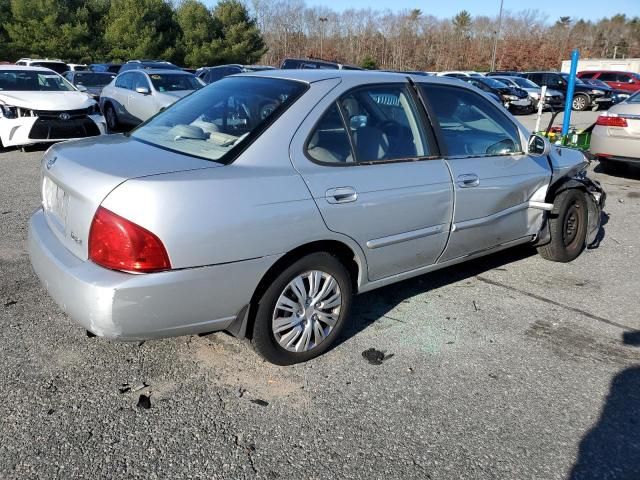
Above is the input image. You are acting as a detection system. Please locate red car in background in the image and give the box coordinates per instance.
[578,70,640,93]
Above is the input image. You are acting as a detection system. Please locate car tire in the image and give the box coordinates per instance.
[251,252,352,365]
[537,189,589,263]
[572,94,589,111]
[104,103,120,132]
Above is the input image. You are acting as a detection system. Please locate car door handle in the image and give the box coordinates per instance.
[326,187,358,204]
[457,174,480,188]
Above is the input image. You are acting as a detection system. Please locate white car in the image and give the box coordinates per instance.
[99,69,203,130]
[0,66,106,148]
[15,58,68,75]
[436,71,485,78]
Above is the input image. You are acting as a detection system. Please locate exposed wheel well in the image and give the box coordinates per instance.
[239,240,361,340]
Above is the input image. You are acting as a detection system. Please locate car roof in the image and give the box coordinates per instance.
[237,69,475,88]
[0,65,58,72]
[125,68,193,75]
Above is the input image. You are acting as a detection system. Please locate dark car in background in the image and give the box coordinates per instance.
[462,76,533,114]
[196,64,277,84]
[491,75,565,110]
[118,60,182,74]
[521,71,614,111]
[580,78,631,104]
[578,70,640,93]
[280,58,362,70]
[63,71,116,100]
[90,63,122,74]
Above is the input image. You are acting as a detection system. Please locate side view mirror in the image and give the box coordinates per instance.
[76,84,87,92]
[136,86,150,95]
[528,134,551,157]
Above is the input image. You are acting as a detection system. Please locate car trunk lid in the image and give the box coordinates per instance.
[608,104,640,138]
[41,134,220,261]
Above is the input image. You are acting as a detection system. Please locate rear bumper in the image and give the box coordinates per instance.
[28,208,278,340]
[590,126,640,161]
[0,115,106,147]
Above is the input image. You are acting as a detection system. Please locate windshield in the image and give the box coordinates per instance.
[560,73,586,85]
[149,73,202,92]
[480,78,509,89]
[627,91,640,103]
[510,77,539,88]
[74,72,115,87]
[0,70,75,91]
[132,76,307,163]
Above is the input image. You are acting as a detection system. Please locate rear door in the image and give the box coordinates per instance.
[290,80,454,281]
[418,82,551,261]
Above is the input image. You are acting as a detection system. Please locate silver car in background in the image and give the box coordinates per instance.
[99,69,203,130]
[590,91,640,172]
[29,71,605,365]
[491,76,565,110]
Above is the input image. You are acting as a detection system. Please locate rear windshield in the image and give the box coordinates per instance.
[149,73,202,92]
[31,62,68,74]
[131,76,308,163]
[480,78,509,89]
[0,70,74,91]
[73,72,115,86]
[510,77,539,88]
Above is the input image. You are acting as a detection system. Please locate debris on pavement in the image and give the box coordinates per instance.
[4,300,17,307]
[473,301,479,312]
[118,384,131,394]
[362,348,393,365]
[137,394,151,409]
[250,399,269,407]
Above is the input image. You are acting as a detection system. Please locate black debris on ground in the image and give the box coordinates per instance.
[4,300,17,307]
[118,384,132,394]
[250,399,269,407]
[137,394,151,410]
[362,348,393,365]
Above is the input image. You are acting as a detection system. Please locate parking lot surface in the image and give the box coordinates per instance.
[1,112,639,479]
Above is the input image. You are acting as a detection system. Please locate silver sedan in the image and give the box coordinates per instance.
[29,71,605,364]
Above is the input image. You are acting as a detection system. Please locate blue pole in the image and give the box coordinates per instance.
[561,49,580,137]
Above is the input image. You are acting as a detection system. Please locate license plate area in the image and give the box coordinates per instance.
[42,176,68,231]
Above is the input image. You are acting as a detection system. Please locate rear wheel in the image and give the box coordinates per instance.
[572,94,589,111]
[251,252,352,365]
[104,103,120,132]
[537,189,589,262]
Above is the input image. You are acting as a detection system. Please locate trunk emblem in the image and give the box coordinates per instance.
[59,112,71,121]
[70,231,82,245]
[45,156,57,169]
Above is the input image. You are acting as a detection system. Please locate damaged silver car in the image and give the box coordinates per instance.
[28,71,605,365]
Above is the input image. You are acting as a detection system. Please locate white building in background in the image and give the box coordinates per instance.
[561,58,640,73]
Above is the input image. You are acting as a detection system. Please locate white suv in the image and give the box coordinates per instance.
[15,58,69,75]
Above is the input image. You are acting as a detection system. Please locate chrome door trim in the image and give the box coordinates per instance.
[452,200,554,232]
[366,224,446,249]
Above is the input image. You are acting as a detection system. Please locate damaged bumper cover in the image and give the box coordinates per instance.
[535,166,606,248]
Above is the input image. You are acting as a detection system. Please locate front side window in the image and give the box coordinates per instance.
[131,76,307,163]
[133,73,150,91]
[579,72,596,79]
[115,73,133,90]
[598,72,618,82]
[0,70,74,91]
[307,103,353,163]
[420,84,522,157]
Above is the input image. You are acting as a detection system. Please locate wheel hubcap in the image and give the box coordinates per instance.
[272,270,341,353]
[573,97,586,109]
[563,202,581,246]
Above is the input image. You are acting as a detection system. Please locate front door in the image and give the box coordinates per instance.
[127,72,156,122]
[290,81,454,281]
[418,82,551,262]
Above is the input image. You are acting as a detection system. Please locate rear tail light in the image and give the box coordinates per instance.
[88,207,171,273]
[596,115,628,127]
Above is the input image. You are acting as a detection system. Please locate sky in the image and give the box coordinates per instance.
[208,0,640,22]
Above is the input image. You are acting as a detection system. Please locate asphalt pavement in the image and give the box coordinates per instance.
[1,123,639,479]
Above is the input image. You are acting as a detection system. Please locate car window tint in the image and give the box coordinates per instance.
[420,84,522,157]
[598,72,618,82]
[579,72,596,79]
[306,103,354,164]
[339,85,429,162]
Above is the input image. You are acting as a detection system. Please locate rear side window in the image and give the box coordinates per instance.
[420,84,522,157]
[579,72,596,79]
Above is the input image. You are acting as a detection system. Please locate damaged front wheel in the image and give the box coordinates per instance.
[537,189,588,262]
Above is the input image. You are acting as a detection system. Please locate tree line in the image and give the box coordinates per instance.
[0,0,267,67]
[248,2,640,71]
[0,0,638,71]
